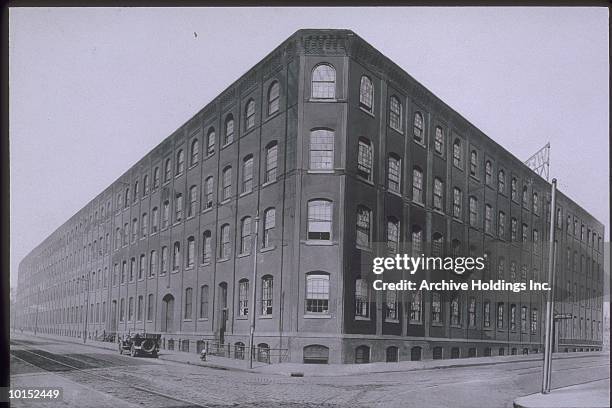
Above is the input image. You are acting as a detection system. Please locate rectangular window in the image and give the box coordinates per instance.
[432,292,442,323]
[497,302,504,328]
[453,188,462,218]
[469,197,478,227]
[308,200,332,240]
[433,178,443,211]
[385,290,398,320]
[261,277,273,315]
[199,286,208,319]
[310,129,334,170]
[485,204,493,233]
[175,193,183,222]
[468,297,476,328]
[410,290,422,323]
[483,301,491,328]
[412,168,423,203]
[265,144,278,182]
[356,207,372,248]
[306,274,329,313]
[137,296,143,321]
[355,278,370,318]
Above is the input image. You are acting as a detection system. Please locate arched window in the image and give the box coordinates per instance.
[240,216,252,254]
[220,224,231,259]
[386,346,399,362]
[190,138,199,166]
[188,185,197,217]
[261,275,273,315]
[485,204,493,233]
[149,250,157,277]
[174,192,183,222]
[172,241,180,271]
[359,76,373,111]
[450,294,461,326]
[413,112,424,143]
[151,207,158,233]
[387,154,401,193]
[469,196,478,226]
[224,114,234,145]
[356,206,372,248]
[470,150,478,176]
[206,127,215,156]
[485,160,492,185]
[307,199,332,240]
[453,138,462,167]
[124,188,130,208]
[201,230,212,264]
[160,245,169,273]
[139,254,145,279]
[357,138,373,180]
[164,158,172,182]
[532,192,539,214]
[433,347,443,360]
[498,170,505,193]
[204,176,214,209]
[386,217,399,254]
[522,185,529,207]
[234,342,245,360]
[184,287,193,320]
[153,167,160,189]
[257,343,270,363]
[411,225,423,256]
[186,236,195,268]
[311,64,336,99]
[412,167,423,203]
[433,177,444,211]
[453,187,462,218]
[263,208,275,248]
[432,232,444,256]
[355,345,370,364]
[385,290,397,321]
[355,278,370,318]
[303,345,329,364]
[389,96,402,131]
[238,279,249,316]
[267,81,280,115]
[242,155,254,193]
[434,126,445,154]
[265,141,278,183]
[222,166,232,200]
[133,181,139,203]
[176,150,185,175]
[244,99,255,130]
[143,174,150,196]
[305,272,329,313]
[309,128,334,170]
[199,285,209,319]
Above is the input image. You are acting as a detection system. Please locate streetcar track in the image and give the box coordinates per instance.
[11,345,225,408]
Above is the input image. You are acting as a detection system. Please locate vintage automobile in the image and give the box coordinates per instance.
[118,333,160,358]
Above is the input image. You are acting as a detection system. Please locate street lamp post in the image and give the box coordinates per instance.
[248,214,260,369]
[541,178,557,394]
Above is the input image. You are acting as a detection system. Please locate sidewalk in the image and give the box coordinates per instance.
[513,379,610,408]
[12,331,610,377]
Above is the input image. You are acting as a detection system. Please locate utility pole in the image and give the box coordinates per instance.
[248,213,260,369]
[541,178,557,393]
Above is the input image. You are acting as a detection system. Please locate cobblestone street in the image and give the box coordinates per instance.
[10,335,610,408]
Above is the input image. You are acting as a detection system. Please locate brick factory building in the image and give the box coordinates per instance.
[15,29,605,364]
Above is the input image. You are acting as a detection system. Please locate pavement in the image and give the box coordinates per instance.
[513,379,610,408]
[14,331,610,378]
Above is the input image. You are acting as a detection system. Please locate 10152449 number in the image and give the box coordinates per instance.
[9,388,62,399]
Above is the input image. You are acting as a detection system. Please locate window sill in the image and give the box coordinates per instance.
[432,209,445,216]
[236,252,251,259]
[259,315,273,319]
[413,140,426,148]
[185,266,195,271]
[260,246,275,253]
[221,142,234,150]
[236,316,248,320]
[175,173,184,179]
[388,190,402,198]
[308,98,338,103]
[240,190,253,198]
[389,125,403,135]
[148,275,155,279]
[356,245,372,252]
[453,164,464,171]
[200,261,212,267]
[304,314,331,319]
[409,320,424,325]
[357,177,374,186]
[183,319,193,322]
[217,258,230,263]
[197,318,209,321]
[307,169,335,174]
[431,322,444,327]
[412,200,425,208]
[171,269,180,274]
[303,240,335,246]
[188,164,198,171]
[262,180,277,188]
[359,106,375,117]
[450,324,462,329]
[384,318,400,324]
[355,316,370,321]
[202,206,213,214]
[452,217,463,224]
[220,199,231,205]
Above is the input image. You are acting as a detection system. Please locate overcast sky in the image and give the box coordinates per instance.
[9,7,609,290]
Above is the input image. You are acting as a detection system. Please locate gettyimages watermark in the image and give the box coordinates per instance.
[353,240,607,300]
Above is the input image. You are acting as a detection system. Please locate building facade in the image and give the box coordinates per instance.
[16,29,605,364]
